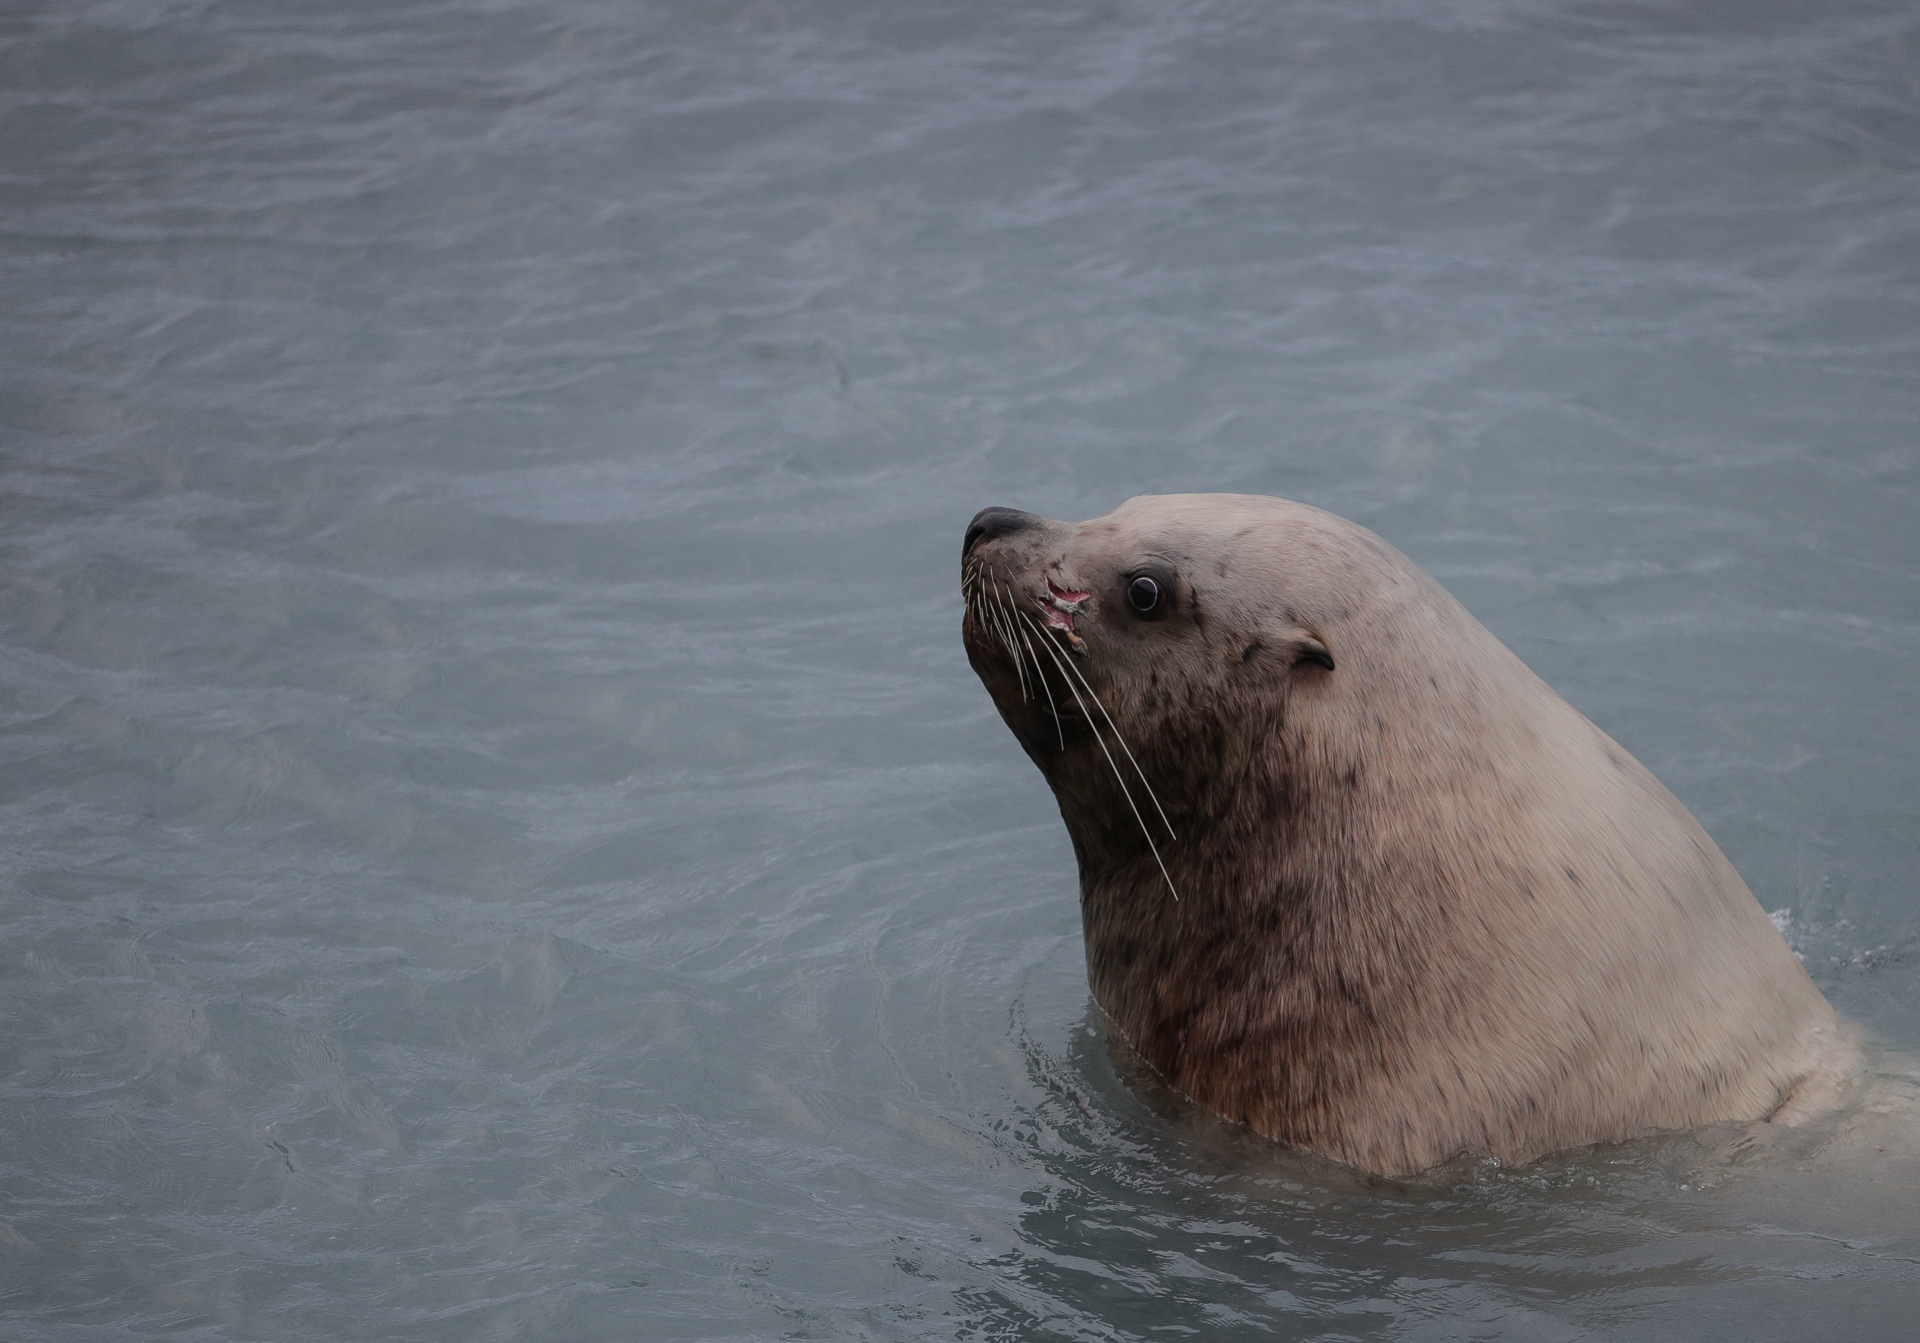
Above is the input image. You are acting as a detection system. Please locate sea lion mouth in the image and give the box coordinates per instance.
[1044,696,1089,724]
[961,556,1088,733]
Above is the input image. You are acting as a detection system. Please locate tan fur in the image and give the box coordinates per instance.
[962,493,1857,1176]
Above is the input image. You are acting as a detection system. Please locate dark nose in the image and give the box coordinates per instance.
[963,506,1042,559]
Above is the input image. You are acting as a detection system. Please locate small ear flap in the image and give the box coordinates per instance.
[1281,626,1334,672]
[1243,626,1335,672]
[1290,634,1336,668]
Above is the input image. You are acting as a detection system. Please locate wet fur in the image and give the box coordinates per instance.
[963,494,1857,1176]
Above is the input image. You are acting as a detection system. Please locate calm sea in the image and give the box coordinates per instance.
[3,1,1917,1337]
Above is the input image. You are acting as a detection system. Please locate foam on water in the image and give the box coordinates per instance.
[2,0,1917,1337]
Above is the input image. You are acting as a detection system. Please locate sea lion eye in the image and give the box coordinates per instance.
[1126,575,1163,615]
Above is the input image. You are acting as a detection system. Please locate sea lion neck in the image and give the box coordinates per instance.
[1071,717,1432,1147]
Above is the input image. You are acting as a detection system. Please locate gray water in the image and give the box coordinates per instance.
[4,0,1918,1337]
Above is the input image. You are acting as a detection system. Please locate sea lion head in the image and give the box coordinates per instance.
[959,493,1435,894]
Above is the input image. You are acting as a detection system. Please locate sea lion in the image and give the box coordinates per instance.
[960,493,1858,1176]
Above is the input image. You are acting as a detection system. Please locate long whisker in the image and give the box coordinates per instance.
[1025,612,1178,844]
[966,561,1066,751]
[1016,620,1065,750]
[985,574,1032,703]
[965,561,1001,649]
[1020,610,1178,901]
[966,566,1016,700]
[988,572,1034,705]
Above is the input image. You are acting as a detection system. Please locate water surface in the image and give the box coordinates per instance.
[3,0,1918,1338]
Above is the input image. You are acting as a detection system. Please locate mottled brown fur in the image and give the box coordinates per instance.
[962,493,1856,1175]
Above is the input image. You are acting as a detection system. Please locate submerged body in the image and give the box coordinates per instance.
[961,494,1856,1176]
